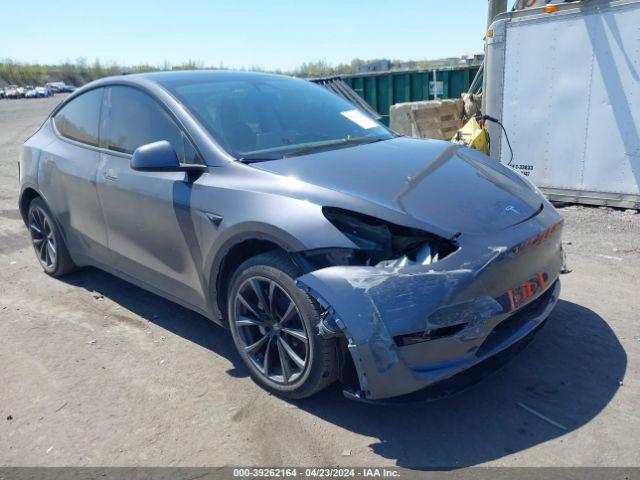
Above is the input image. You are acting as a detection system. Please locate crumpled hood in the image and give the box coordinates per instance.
[253,137,543,235]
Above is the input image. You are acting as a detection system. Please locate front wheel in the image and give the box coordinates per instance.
[227,251,338,399]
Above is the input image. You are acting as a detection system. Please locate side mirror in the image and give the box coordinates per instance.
[131,141,181,171]
[131,140,208,174]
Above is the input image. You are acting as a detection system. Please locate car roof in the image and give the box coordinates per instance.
[83,70,294,91]
[136,69,287,83]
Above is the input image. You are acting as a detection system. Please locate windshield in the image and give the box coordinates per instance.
[159,73,393,160]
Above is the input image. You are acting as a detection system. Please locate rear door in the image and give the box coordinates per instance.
[41,88,111,263]
[96,85,207,310]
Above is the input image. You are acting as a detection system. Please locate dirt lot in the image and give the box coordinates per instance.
[1,96,639,468]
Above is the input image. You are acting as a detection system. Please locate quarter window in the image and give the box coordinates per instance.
[104,86,186,160]
[53,89,103,147]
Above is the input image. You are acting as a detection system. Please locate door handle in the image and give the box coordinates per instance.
[103,168,118,181]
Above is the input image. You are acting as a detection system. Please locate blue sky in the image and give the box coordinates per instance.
[2,0,515,69]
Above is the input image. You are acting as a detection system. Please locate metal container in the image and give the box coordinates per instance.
[485,0,640,209]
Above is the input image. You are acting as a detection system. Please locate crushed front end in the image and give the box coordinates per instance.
[296,205,564,400]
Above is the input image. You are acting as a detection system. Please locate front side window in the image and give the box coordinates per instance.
[104,86,186,159]
[53,88,103,147]
[158,74,393,160]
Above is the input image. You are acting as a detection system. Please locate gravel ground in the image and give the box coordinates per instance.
[0,96,639,468]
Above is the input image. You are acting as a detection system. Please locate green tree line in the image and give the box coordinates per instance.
[0,57,464,87]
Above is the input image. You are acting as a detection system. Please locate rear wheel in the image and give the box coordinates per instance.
[227,251,338,399]
[27,197,77,276]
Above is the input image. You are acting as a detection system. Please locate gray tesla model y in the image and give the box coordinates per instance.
[19,71,563,400]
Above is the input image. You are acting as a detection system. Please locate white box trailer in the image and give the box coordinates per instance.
[485,0,640,208]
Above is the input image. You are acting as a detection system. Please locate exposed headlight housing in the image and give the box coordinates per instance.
[322,207,458,267]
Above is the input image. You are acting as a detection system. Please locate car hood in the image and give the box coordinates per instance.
[252,137,543,235]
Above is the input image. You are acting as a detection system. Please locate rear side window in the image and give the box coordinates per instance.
[53,89,103,147]
[104,86,184,158]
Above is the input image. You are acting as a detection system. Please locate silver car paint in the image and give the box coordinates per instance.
[19,72,563,399]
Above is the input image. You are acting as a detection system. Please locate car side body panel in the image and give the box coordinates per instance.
[97,151,208,310]
[22,119,112,265]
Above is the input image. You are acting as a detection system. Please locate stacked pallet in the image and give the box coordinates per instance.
[389,99,464,140]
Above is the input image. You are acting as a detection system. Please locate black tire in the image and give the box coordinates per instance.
[27,197,77,276]
[227,251,338,399]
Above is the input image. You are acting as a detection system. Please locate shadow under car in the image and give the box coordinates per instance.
[61,267,626,469]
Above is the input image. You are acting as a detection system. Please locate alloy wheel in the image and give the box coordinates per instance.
[233,276,309,384]
[29,206,57,270]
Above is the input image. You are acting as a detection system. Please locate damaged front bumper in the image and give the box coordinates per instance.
[297,206,564,400]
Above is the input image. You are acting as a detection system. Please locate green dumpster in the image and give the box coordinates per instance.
[342,66,480,125]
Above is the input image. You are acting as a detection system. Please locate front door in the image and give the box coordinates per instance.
[96,86,207,310]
